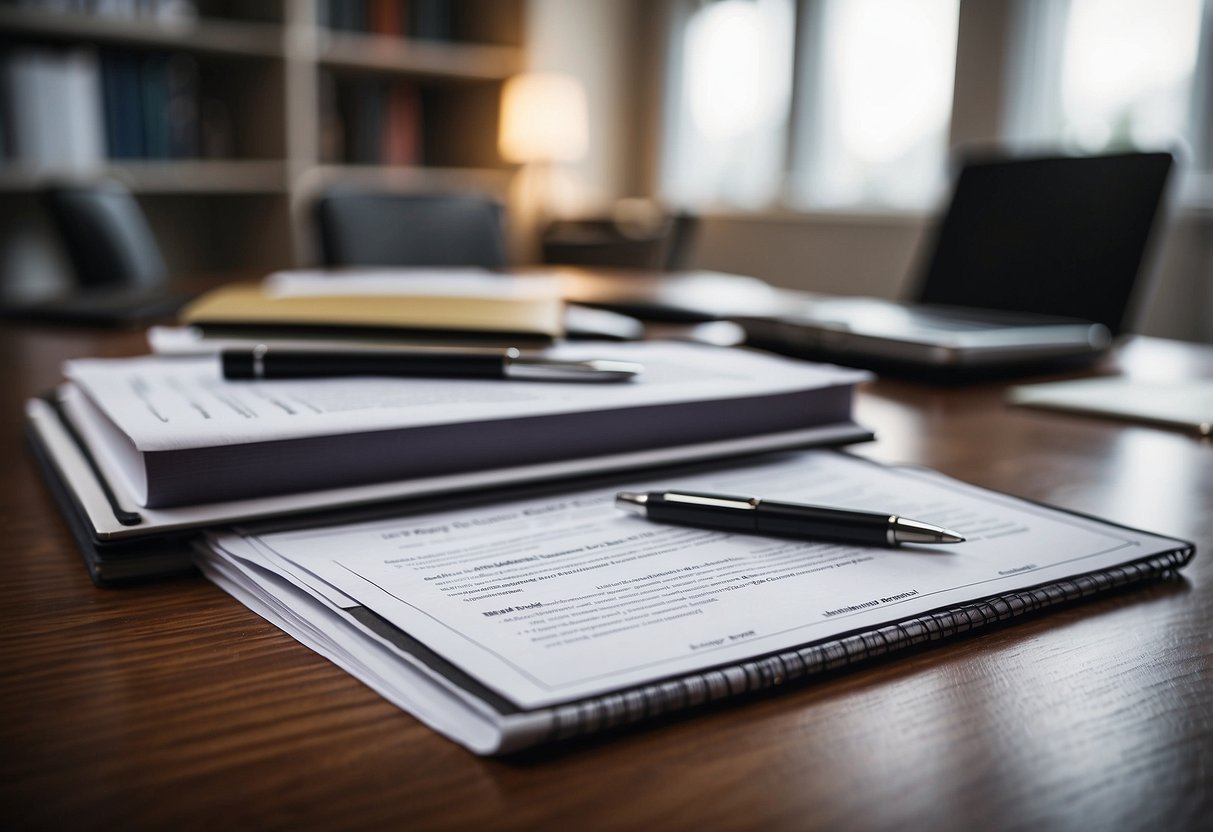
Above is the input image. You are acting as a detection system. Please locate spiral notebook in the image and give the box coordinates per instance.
[196,450,1194,754]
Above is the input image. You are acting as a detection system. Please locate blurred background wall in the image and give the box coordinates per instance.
[2,0,1209,340]
[529,0,1212,342]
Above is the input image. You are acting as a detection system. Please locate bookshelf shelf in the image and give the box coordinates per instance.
[317,34,522,81]
[0,0,525,280]
[302,163,513,193]
[0,7,286,59]
[112,159,291,193]
[0,160,289,193]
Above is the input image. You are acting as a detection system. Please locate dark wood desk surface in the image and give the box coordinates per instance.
[1,324,1210,831]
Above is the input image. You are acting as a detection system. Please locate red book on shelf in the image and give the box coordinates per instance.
[369,0,405,36]
[384,80,421,166]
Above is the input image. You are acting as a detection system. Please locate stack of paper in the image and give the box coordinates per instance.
[196,450,1193,754]
[27,341,873,583]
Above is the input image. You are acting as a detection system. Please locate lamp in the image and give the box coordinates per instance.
[499,72,589,165]
[498,72,589,262]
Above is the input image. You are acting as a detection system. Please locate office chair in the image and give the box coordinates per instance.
[10,181,191,324]
[314,189,508,269]
[662,211,700,271]
[43,181,169,290]
[541,210,699,271]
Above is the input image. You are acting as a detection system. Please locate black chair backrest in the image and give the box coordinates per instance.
[314,189,507,269]
[541,211,700,271]
[542,221,668,270]
[662,211,699,271]
[43,182,167,290]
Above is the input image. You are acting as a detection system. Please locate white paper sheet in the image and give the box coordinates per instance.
[1011,377,1213,435]
[263,268,562,299]
[230,451,1180,709]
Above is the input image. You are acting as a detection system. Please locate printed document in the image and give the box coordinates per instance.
[221,451,1181,709]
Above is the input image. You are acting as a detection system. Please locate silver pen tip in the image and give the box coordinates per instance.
[890,517,966,545]
[615,492,648,516]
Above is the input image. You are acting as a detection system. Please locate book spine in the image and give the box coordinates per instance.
[369,0,405,37]
[318,69,344,163]
[1,49,44,163]
[410,0,452,41]
[346,78,389,164]
[531,547,1195,748]
[383,79,420,166]
[165,52,199,159]
[1,46,105,169]
[140,52,170,159]
[109,50,144,159]
[99,50,122,158]
[61,48,106,168]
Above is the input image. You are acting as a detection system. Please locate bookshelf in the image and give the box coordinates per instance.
[0,0,525,281]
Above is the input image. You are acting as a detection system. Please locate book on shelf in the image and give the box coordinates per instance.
[319,0,454,40]
[409,0,453,41]
[13,0,200,23]
[25,341,873,584]
[320,0,368,33]
[350,77,385,165]
[139,52,170,159]
[99,48,200,161]
[333,75,424,166]
[195,449,1195,754]
[318,69,345,163]
[369,0,404,36]
[0,46,105,168]
[99,50,136,158]
[384,80,421,166]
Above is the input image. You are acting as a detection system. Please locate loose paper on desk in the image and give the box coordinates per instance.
[1011,377,1213,436]
[230,451,1181,709]
[263,268,561,299]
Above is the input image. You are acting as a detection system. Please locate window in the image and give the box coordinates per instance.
[1062,0,1202,150]
[661,0,960,211]
[660,0,795,209]
[792,0,960,209]
[660,0,1212,213]
[1007,0,1207,159]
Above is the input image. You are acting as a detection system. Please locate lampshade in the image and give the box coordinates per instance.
[498,72,589,164]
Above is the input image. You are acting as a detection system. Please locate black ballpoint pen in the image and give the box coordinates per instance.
[221,346,642,383]
[615,491,965,546]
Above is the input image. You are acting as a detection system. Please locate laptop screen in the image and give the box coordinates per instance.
[912,151,1173,336]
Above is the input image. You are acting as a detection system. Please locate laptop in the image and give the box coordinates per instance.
[736,151,1175,375]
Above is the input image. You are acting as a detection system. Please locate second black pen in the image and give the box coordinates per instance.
[221,346,642,383]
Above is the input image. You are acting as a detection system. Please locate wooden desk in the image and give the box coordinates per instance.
[2,325,1210,831]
